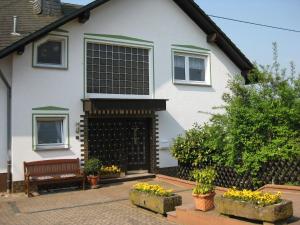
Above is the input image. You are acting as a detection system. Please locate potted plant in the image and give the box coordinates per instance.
[192,167,217,211]
[215,188,293,224]
[100,165,121,179]
[84,158,101,188]
[130,182,182,214]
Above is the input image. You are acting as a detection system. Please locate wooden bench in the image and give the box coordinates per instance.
[24,158,85,196]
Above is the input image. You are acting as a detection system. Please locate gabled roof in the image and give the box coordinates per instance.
[0,0,253,73]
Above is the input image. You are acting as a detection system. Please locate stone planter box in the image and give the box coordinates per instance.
[100,173,120,179]
[215,195,293,224]
[129,189,182,214]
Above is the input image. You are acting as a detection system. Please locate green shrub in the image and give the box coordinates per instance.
[192,168,216,195]
[285,181,300,186]
[84,158,102,176]
[171,122,226,167]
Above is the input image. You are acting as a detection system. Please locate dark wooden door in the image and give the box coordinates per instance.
[127,120,150,171]
[88,118,150,172]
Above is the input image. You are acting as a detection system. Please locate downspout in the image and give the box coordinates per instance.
[0,71,12,194]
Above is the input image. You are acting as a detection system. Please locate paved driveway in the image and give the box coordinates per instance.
[0,179,188,225]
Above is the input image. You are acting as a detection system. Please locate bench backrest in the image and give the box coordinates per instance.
[24,158,81,177]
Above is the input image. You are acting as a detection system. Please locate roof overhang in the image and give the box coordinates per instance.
[82,98,167,113]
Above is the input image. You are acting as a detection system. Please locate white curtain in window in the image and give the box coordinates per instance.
[37,120,63,144]
[55,121,62,143]
[189,57,205,81]
[174,55,185,80]
[174,55,185,68]
[189,57,204,70]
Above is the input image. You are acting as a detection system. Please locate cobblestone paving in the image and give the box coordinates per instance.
[0,179,182,225]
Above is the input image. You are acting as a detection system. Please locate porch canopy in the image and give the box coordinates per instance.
[82,98,167,113]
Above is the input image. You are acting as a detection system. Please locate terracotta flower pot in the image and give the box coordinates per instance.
[193,192,215,211]
[87,175,99,188]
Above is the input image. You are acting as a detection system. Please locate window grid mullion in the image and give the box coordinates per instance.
[185,56,190,82]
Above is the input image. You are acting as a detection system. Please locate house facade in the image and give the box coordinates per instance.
[0,0,252,192]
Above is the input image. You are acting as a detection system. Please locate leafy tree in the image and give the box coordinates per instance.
[171,43,300,177]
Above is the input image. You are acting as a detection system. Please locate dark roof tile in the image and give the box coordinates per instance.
[0,0,81,51]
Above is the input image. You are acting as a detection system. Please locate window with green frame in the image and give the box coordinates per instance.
[33,114,69,150]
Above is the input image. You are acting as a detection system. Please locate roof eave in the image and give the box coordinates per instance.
[173,0,253,72]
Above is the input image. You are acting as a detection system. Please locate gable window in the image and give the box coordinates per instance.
[173,51,211,86]
[37,41,62,65]
[33,35,68,69]
[33,115,69,150]
[85,41,152,97]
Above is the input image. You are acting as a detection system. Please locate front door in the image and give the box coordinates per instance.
[127,120,149,171]
[88,118,150,172]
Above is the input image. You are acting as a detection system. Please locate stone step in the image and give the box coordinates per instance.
[100,173,155,184]
[175,203,194,212]
[166,210,177,222]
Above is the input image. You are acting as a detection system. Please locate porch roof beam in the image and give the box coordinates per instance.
[82,98,168,113]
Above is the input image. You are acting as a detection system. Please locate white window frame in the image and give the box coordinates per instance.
[172,50,211,86]
[33,34,68,69]
[33,114,69,151]
[84,38,154,99]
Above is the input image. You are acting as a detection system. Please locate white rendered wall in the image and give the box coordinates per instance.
[11,0,241,181]
[0,79,8,173]
[0,56,12,85]
[0,56,12,173]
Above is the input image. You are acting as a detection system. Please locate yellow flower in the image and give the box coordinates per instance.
[223,188,281,207]
[100,165,121,174]
[133,183,173,197]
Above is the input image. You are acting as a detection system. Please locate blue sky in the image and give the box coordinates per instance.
[64,0,300,73]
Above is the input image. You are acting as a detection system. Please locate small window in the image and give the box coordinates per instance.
[37,41,62,65]
[37,119,63,145]
[173,52,210,85]
[33,115,69,150]
[33,35,68,69]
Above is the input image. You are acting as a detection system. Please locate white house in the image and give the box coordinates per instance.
[0,0,252,192]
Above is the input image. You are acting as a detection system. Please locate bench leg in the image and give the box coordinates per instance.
[82,179,85,190]
[24,182,27,194]
[24,181,28,195]
[27,182,30,197]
